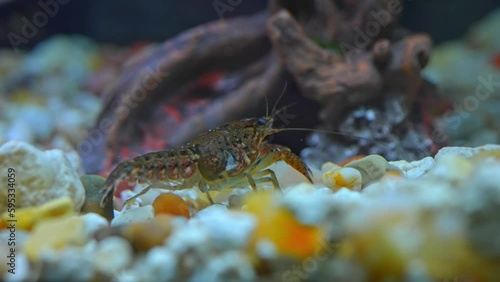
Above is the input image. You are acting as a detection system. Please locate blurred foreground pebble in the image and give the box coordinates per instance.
[1,144,500,281]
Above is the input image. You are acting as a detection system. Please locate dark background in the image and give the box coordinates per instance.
[1,0,499,49]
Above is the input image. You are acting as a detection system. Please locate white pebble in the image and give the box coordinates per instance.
[111,205,154,226]
[81,213,109,239]
[389,156,435,179]
[130,247,178,281]
[93,237,133,276]
[284,183,334,225]
[435,144,500,160]
[0,141,85,213]
[191,251,255,282]
[165,224,211,255]
[192,206,256,249]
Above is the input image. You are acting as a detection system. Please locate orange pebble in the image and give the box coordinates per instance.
[152,193,190,219]
[245,192,324,260]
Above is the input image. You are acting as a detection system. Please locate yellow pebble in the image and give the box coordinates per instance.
[25,215,86,260]
[1,197,74,231]
[321,167,363,191]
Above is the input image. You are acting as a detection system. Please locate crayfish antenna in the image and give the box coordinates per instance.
[275,127,392,149]
[269,81,288,118]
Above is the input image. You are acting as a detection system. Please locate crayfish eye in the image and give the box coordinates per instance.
[257,118,266,126]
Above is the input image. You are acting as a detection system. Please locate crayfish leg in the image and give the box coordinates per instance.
[245,172,258,191]
[246,170,281,192]
[205,192,215,204]
[254,146,314,184]
[122,185,153,209]
[198,181,215,204]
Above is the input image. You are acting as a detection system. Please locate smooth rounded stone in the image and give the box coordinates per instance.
[344,155,391,185]
[80,175,114,221]
[1,197,75,231]
[111,205,155,226]
[0,141,85,213]
[81,213,109,239]
[25,216,87,260]
[190,251,256,282]
[389,157,435,179]
[435,144,500,160]
[93,237,133,276]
